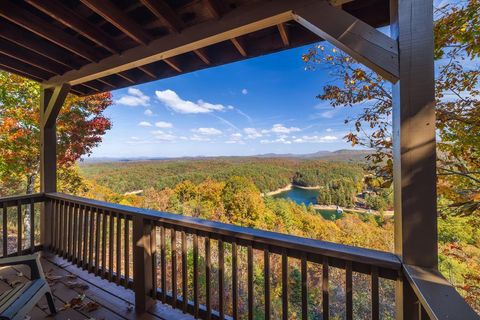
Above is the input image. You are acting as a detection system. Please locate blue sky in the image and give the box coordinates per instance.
[91,44,363,158]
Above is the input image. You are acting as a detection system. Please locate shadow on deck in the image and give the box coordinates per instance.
[0,253,193,320]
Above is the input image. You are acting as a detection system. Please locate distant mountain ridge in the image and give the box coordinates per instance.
[82,149,372,163]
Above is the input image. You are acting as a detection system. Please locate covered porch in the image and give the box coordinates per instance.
[0,0,477,319]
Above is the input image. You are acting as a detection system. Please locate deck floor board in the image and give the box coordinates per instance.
[0,252,194,320]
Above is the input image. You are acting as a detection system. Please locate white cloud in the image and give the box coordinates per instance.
[243,128,262,139]
[190,134,211,141]
[269,124,301,134]
[242,88,248,95]
[155,89,231,114]
[293,135,338,143]
[138,121,152,127]
[192,127,223,135]
[325,128,333,132]
[155,121,173,128]
[260,137,292,144]
[144,109,153,116]
[151,130,176,141]
[117,88,150,107]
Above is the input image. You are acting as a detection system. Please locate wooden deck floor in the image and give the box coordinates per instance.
[0,252,194,320]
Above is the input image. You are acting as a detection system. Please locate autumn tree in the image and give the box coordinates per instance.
[303,0,480,217]
[0,72,112,196]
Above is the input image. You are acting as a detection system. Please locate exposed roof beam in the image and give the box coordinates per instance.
[230,37,247,57]
[44,0,321,87]
[164,58,182,73]
[26,0,120,54]
[0,64,43,82]
[0,21,82,69]
[0,40,68,75]
[277,23,290,47]
[292,1,399,82]
[0,1,100,62]
[80,0,152,46]
[204,0,227,19]
[0,54,54,80]
[193,49,211,65]
[117,72,136,84]
[138,66,157,79]
[139,0,185,33]
[96,79,116,89]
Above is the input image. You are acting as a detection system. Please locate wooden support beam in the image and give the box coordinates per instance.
[44,0,301,87]
[163,58,182,73]
[193,49,211,65]
[0,21,82,69]
[138,66,157,79]
[0,0,100,62]
[277,23,290,47]
[204,0,227,19]
[43,84,71,128]
[230,37,248,57]
[117,72,136,84]
[0,64,44,82]
[26,0,120,54]
[80,0,152,45]
[139,0,185,32]
[292,1,399,83]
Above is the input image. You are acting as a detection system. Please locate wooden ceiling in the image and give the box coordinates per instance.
[0,0,390,96]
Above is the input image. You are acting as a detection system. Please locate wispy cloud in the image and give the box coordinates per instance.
[151,130,176,141]
[156,89,233,114]
[293,135,338,143]
[155,121,173,128]
[138,121,152,127]
[191,127,223,135]
[243,128,263,139]
[266,124,301,134]
[117,88,150,107]
[144,109,154,116]
[241,88,248,95]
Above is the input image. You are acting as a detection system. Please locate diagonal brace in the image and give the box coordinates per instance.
[292,1,399,83]
[41,83,70,128]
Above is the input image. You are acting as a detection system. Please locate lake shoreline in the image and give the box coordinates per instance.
[263,183,321,196]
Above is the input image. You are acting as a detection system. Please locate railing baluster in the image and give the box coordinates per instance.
[232,241,238,320]
[82,206,89,270]
[116,213,122,285]
[282,250,288,320]
[62,200,68,259]
[371,266,379,320]
[89,207,95,271]
[182,230,188,313]
[248,244,253,320]
[58,200,63,255]
[323,256,329,320]
[193,232,199,318]
[17,200,22,254]
[151,223,157,296]
[72,204,78,263]
[3,202,7,257]
[264,247,270,320]
[109,210,114,281]
[205,236,211,319]
[218,239,224,320]
[102,210,107,277]
[125,216,130,288]
[77,205,84,267]
[68,202,73,260]
[160,225,166,303]
[29,199,35,252]
[95,208,101,275]
[346,261,353,320]
[171,229,177,308]
[301,253,307,320]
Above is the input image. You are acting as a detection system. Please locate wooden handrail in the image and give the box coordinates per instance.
[0,193,45,207]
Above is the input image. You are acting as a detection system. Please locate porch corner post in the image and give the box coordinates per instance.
[390,0,437,318]
[39,84,70,249]
[132,215,155,313]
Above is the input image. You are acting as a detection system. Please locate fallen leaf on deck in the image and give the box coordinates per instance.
[38,304,49,310]
[46,275,63,282]
[82,301,100,312]
[66,274,77,279]
[126,304,134,312]
[16,272,23,277]
[60,294,86,310]
[9,280,22,287]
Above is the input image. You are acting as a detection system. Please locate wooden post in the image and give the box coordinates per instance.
[132,215,155,313]
[390,0,436,318]
[40,84,70,249]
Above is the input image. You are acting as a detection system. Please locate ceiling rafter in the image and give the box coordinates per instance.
[138,65,157,79]
[277,23,289,47]
[0,40,68,75]
[204,0,228,19]
[80,0,152,46]
[193,49,211,65]
[0,20,82,69]
[0,54,54,81]
[230,37,247,57]
[164,58,182,72]
[139,0,185,33]
[0,0,100,62]
[26,0,120,54]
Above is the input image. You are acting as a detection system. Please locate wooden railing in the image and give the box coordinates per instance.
[0,193,477,319]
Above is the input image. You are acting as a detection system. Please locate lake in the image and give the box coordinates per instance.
[273,186,343,220]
